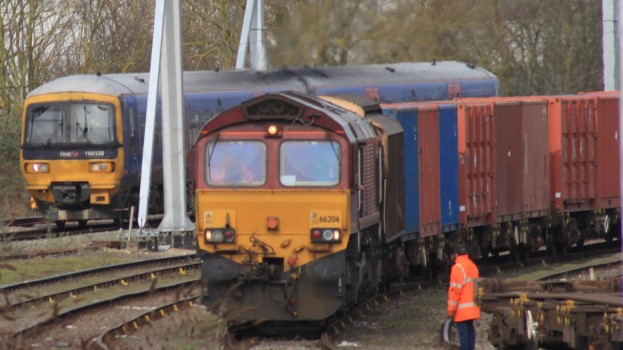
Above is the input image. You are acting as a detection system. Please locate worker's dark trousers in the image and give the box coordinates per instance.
[456,319,476,350]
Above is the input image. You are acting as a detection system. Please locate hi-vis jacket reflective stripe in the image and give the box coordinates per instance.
[447,254,480,322]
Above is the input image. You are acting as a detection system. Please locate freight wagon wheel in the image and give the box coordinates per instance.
[55,220,65,230]
[509,237,520,262]
[602,215,614,242]
[519,245,531,262]
[545,230,557,257]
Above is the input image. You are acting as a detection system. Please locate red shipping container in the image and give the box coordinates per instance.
[492,101,524,221]
[519,99,550,219]
[457,101,496,228]
[587,92,620,209]
[418,105,441,237]
[488,97,551,220]
[548,95,598,212]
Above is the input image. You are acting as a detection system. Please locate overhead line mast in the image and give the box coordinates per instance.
[138,0,193,239]
[236,0,267,70]
[138,0,268,242]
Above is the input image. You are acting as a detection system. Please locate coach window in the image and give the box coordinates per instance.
[206,141,266,186]
[280,141,340,186]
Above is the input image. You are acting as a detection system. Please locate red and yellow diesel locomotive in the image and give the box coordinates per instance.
[194,92,403,321]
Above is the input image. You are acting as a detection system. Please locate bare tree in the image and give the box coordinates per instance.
[268,0,370,66]
[268,0,602,95]
[0,0,75,215]
[183,0,296,70]
[70,0,155,74]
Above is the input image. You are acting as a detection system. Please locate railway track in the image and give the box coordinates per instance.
[0,227,618,349]
[2,216,45,227]
[215,241,621,349]
[478,255,623,350]
[0,215,167,242]
[0,254,201,348]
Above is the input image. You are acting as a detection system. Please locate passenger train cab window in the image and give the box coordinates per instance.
[206,141,266,186]
[280,141,340,186]
[70,104,115,144]
[24,102,116,146]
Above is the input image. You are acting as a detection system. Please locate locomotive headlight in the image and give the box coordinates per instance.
[223,228,235,242]
[212,229,224,242]
[312,229,322,240]
[322,229,333,241]
[310,228,341,243]
[27,163,49,173]
[204,228,235,243]
[88,162,114,173]
[333,229,341,241]
[266,124,281,138]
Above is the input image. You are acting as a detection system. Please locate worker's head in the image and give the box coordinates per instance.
[454,243,468,256]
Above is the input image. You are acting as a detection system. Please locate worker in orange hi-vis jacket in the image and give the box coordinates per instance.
[447,243,480,350]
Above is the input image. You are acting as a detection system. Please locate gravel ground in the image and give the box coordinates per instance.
[107,293,496,350]
[331,287,495,350]
[4,231,619,350]
[109,284,496,350]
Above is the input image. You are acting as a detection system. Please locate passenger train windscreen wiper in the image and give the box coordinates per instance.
[45,121,63,147]
[76,106,91,144]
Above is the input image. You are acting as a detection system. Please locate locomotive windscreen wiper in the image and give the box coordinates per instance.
[207,133,220,167]
[329,141,340,165]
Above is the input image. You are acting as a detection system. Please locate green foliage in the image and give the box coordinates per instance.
[0,101,29,217]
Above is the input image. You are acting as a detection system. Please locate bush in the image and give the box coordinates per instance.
[0,107,31,218]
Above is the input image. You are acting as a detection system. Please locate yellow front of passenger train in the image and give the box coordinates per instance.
[20,93,125,209]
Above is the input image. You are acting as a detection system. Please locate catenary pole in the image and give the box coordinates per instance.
[137,0,165,232]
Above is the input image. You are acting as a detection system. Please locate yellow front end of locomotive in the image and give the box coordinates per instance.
[195,189,350,268]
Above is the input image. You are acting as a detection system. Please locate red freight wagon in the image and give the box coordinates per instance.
[493,98,550,257]
[547,93,620,249]
[456,97,550,258]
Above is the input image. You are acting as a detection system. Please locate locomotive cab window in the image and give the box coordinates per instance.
[24,102,116,146]
[280,141,340,187]
[206,141,266,186]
